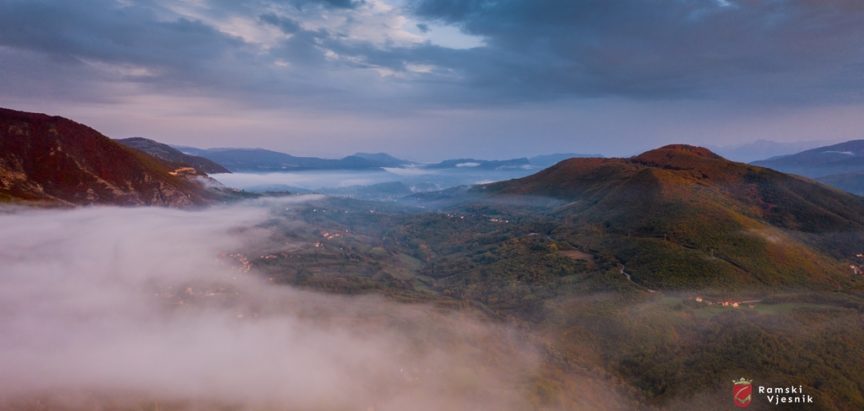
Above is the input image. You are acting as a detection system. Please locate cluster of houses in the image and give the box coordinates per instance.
[321,230,343,240]
[168,166,197,176]
[850,252,864,276]
[691,296,757,309]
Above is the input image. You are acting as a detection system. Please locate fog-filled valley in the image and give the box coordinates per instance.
[3,185,863,410]
[209,166,538,201]
[4,0,864,403]
[0,198,556,411]
[3,113,864,409]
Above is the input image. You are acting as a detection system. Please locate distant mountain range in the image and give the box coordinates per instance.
[424,153,599,170]
[752,139,864,194]
[174,145,599,172]
[173,146,414,172]
[711,139,825,162]
[0,108,231,207]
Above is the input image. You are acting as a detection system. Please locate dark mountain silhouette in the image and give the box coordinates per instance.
[117,137,230,174]
[0,108,220,207]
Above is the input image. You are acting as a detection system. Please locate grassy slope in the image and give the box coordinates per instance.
[482,145,864,290]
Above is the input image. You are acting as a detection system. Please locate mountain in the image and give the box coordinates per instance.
[345,152,409,168]
[711,139,824,163]
[173,146,411,171]
[480,144,864,288]
[752,139,864,177]
[424,153,602,170]
[426,157,532,170]
[528,152,602,167]
[0,108,219,207]
[117,137,230,174]
[173,145,601,173]
[752,140,864,195]
[818,172,864,195]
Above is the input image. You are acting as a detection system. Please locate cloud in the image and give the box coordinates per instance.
[407,0,864,102]
[212,170,393,189]
[1,0,861,113]
[2,0,864,158]
[0,199,545,410]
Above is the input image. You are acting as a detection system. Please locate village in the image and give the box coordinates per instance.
[689,295,761,309]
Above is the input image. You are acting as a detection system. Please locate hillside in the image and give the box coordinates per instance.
[480,145,864,289]
[0,108,219,207]
[242,192,864,410]
[117,137,230,174]
[752,140,864,178]
[819,172,864,195]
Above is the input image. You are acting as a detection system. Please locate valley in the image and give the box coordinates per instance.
[4,2,864,409]
[2,109,864,410]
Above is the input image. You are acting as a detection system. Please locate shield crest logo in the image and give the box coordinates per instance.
[733,378,753,408]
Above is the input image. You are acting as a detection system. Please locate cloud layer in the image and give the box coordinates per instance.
[3,0,863,106]
[1,0,864,157]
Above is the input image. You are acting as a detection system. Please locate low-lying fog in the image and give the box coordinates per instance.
[210,167,537,196]
[0,198,541,411]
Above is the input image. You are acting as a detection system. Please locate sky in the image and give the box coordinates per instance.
[1,0,863,160]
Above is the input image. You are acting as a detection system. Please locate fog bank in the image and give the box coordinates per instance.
[0,199,541,410]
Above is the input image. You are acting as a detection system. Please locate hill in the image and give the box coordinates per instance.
[174,146,412,171]
[480,144,864,289]
[752,140,864,177]
[818,172,864,195]
[751,140,864,195]
[0,108,219,207]
[711,139,822,162]
[117,137,230,174]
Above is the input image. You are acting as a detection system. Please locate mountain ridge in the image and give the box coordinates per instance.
[0,108,221,207]
[117,137,231,174]
[752,139,864,194]
[479,144,864,288]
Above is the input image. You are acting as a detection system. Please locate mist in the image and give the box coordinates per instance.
[0,198,545,411]
[210,168,538,195]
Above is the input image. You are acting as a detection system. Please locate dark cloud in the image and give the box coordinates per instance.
[1,0,863,123]
[0,1,235,69]
[259,13,302,34]
[408,0,864,102]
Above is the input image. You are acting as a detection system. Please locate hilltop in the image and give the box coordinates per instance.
[0,108,221,207]
[480,145,864,289]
